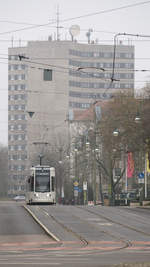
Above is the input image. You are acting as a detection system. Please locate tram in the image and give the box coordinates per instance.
[26,165,56,204]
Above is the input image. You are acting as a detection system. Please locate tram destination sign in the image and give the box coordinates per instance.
[35,167,50,176]
[35,167,50,171]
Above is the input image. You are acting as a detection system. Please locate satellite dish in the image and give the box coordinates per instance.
[69,25,80,41]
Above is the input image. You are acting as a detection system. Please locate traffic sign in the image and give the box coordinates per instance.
[83,181,87,191]
[74,186,79,191]
[74,181,79,186]
[138,172,144,184]
[138,178,144,184]
[74,190,78,197]
[138,172,144,178]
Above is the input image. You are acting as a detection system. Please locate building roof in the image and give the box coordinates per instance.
[71,100,112,122]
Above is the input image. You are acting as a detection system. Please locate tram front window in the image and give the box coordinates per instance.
[35,176,50,192]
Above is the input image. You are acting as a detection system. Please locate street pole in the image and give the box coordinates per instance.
[93,149,96,205]
[93,104,97,205]
[39,154,44,165]
[83,181,88,205]
[125,161,128,205]
[74,149,78,205]
[145,154,148,199]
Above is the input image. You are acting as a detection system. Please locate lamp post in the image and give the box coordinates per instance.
[112,111,143,205]
[145,155,148,199]
[86,140,99,205]
[93,144,97,205]
[93,102,99,205]
[74,148,78,204]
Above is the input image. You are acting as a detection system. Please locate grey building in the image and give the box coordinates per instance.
[8,40,134,196]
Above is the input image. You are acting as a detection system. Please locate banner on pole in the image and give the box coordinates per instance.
[127,152,134,178]
[146,152,150,173]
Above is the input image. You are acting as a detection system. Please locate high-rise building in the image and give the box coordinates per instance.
[8,39,134,196]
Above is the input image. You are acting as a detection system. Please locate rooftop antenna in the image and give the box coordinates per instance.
[11,36,14,48]
[19,39,21,47]
[86,29,93,44]
[56,5,60,41]
[69,25,80,42]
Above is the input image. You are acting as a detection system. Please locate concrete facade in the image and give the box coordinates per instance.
[8,40,134,196]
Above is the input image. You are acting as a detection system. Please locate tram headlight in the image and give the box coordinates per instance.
[46,193,50,197]
[34,193,39,197]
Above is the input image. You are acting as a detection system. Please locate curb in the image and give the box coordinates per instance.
[23,205,60,242]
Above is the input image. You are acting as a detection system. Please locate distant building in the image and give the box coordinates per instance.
[8,39,134,196]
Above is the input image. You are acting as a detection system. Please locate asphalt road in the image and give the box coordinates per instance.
[0,201,150,267]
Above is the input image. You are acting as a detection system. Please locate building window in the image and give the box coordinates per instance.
[69,101,91,109]
[8,55,19,60]
[9,84,26,91]
[9,125,15,131]
[8,135,14,141]
[43,69,52,81]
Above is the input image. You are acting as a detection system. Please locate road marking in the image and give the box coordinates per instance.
[97,223,113,226]
[87,218,103,221]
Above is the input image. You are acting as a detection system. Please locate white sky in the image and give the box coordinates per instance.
[0,0,150,145]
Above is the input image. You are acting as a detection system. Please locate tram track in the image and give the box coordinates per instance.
[24,205,150,253]
[38,205,132,252]
[77,206,150,238]
[38,206,89,247]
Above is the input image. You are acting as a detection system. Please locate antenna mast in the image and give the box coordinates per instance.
[56,5,60,41]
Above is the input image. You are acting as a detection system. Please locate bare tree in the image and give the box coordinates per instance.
[97,90,150,204]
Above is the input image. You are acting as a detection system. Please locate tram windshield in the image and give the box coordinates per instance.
[35,173,50,192]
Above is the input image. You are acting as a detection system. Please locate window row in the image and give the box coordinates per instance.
[8,64,26,71]
[69,70,134,80]
[9,69,53,82]
[9,154,27,160]
[8,134,26,141]
[69,49,134,59]
[9,105,26,111]
[8,54,26,61]
[10,174,26,180]
[69,59,134,69]
[8,124,26,131]
[8,84,26,91]
[69,80,134,89]
[8,114,26,121]
[69,91,112,99]
[8,94,26,101]
[8,74,26,81]
[69,101,91,109]
[9,185,25,191]
[8,145,27,151]
[9,164,26,171]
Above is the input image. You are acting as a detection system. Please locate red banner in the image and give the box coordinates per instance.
[127,152,134,178]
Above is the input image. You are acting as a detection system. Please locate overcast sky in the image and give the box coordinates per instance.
[0,0,150,145]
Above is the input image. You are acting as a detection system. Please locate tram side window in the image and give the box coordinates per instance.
[28,175,34,191]
[51,176,55,192]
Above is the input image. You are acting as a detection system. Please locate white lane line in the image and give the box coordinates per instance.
[97,223,113,226]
